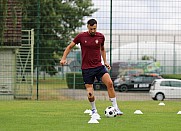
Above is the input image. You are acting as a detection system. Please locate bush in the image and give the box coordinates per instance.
[66,72,85,89]
[161,74,181,80]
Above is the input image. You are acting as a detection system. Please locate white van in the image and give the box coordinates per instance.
[149,79,181,101]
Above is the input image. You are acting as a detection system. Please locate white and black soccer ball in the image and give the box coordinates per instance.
[104,106,117,118]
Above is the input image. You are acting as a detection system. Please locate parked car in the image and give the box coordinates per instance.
[114,74,162,92]
[149,79,181,101]
[118,69,143,81]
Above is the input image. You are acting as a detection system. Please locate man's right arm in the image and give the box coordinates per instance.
[60,41,76,65]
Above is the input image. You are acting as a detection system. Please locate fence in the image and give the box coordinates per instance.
[0,0,181,100]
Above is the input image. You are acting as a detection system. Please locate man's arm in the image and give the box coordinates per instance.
[60,41,76,65]
[101,45,111,70]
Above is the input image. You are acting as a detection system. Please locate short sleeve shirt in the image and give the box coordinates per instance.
[73,32,105,69]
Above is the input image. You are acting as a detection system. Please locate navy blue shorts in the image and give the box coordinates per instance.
[82,65,108,84]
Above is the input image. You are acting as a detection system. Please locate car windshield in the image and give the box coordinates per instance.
[151,81,157,86]
[125,70,137,75]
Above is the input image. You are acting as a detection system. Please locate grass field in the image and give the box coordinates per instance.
[34,77,68,89]
[0,100,181,131]
[31,77,68,100]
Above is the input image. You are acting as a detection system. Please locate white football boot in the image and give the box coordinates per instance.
[91,109,101,120]
[115,108,124,115]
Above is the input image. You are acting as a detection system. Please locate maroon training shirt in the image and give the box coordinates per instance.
[73,31,105,69]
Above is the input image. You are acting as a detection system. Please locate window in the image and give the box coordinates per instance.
[170,81,181,87]
[143,77,153,82]
[133,77,142,82]
[160,81,170,86]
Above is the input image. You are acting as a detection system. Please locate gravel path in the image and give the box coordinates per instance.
[60,89,152,101]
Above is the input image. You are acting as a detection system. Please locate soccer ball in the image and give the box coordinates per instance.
[104,106,117,118]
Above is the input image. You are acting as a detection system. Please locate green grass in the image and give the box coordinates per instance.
[0,100,181,131]
[33,77,68,89]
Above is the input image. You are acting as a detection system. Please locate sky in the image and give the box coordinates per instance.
[76,0,181,51]
[83,0,181,32]
[76,0,181,65]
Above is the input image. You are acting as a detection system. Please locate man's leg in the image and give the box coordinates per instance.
[102,73,123,115]
[85,84,97,112]
[101,73,115,98]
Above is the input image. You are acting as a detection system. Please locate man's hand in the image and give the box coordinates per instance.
[60,59,67,66]
[104,63,111,70]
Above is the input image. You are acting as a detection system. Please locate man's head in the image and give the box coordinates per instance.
[87,19,97,36]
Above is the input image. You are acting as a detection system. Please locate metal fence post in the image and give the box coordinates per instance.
[36,0,40,100]
[110,0,112,76]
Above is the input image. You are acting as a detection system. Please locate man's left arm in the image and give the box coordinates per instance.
[101,45,111,70]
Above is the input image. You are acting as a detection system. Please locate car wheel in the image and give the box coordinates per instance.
[94,84,101,90]
[152,97,157,100]
[155,93,165,101]
[119,85,128,92]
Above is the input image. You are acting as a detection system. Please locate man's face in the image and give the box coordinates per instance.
[87,24,97,36]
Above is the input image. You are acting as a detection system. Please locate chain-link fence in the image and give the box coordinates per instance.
[0,0,181,100]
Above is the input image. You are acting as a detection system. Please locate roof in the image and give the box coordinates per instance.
[155,79,181,82]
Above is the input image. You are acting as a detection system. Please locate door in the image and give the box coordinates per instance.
[132,76,143,89]
[169,81,181,98]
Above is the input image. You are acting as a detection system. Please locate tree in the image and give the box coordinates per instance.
[21,0,97,75]
[141,55,156,61]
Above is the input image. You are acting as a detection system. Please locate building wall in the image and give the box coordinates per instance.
[0,49,16,94]
[3,0,22,46]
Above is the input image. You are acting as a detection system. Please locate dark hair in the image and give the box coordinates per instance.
[87,19,97,26]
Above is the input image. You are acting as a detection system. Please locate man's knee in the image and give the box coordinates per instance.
[88,92,93,98]
[85,84,95,102]
[86,87,93,96]
[107,80,113,88]
[87,92,95,102]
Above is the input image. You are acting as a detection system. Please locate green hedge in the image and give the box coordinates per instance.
[66,72,85,89]
[65,73,181,89]
[161,74,181,80]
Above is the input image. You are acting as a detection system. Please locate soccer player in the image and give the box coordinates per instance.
[60,19,123,118]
